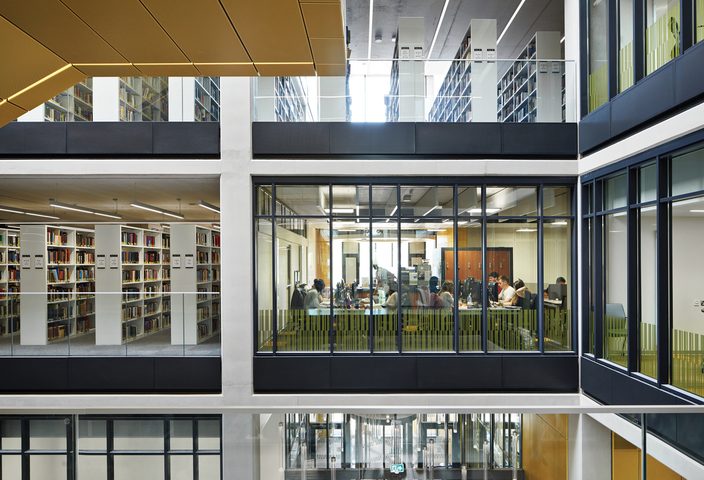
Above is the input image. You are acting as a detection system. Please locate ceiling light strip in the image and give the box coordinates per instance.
[497,0,527,45]
[198,201,221,214]
[130,202,184,220]
[427,0,451,59]
[50,201,122,219]
[0,205,60,220]
[367,0,375,60]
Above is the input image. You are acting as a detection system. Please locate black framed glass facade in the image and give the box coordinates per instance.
[645,0,681,74]
[588,0,609,111]
[619,0,635,92]
[698,0,704,43]
[0,415,221,480]
[582,137,704,400]
[254,180,575,355]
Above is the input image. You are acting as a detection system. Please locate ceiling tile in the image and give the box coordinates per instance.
[310,38,346,64]
[133,63,200,76]
[74,64,143,76]
[301,2,344,39]
[0,101,27,126]
[9,65,86,111]
[195,63,258,76]
[255,63,315,76]
[315,63,347,76]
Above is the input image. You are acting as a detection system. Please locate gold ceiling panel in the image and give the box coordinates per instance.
[0,101,26,125]
[133,64,201,77]
[74,64,143,77]
[310,38,347,65]
[315,64,347,76]
[0,16,67,99]
[60,0,190,63]
[195,63,258,76]
[139,0,252,64]
[300,2,344,39]
[221,0,313,63]
[0,1,127,63]
[9,66,86,111]
[255,63,316,77]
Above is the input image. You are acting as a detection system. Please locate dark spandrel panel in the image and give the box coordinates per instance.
[67,123,152,155]
[329,123,415,155]
[0,122,66,154]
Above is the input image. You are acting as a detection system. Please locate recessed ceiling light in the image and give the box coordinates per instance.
[130,202,184,220]
[49,201,122,219]
[198,200,220,214]
[516,228,537,232]
[323,208,355,214]
[0,205,60,220]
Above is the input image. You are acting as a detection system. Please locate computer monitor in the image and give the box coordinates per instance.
[487,282,499,302]
[547,283,567,303]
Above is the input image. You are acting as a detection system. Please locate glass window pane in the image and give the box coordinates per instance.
[458,187,481,218]
[544,187,572,216]
[372,219,399,352]
[256,219,274,352]
[583,183,593,215]
[589,0,609,111]
[113,420,164,451]
[486,221,538,351]
[604,174,628,210]
[399,220,454,352]
[170,421,193,451]
[371,185,398,217]
[399,186,453,217]
[639,163,657,202]
[587,217,595,354]
[544,219,572,351]
[645,0,681,75]
[639,207,658,379]
[487,187,538,216]
[276,218,330,352]
[29,419,67,451]
[604,213,628,367]
[78,455,107,479]
[332,185,369,217]
[256,185,273,216]
[619,0,634,92]
[2,455,21,478]
[198,420,221,451]
[332,221,370,352]
[275,185,329,216]
[698,0,704,43]
[671,148,704,196]
[0,420,21,450]
[30,455,67,480]
[78,419,107,451]
[114,455,164,480]
[457,220,482,352]
[671,197,704,396]
[198,455,221,478]
[170,456,193,480]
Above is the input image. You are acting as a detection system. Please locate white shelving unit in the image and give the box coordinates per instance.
[170,224,220,345]
[19,225,95,345]
[119,77,168,122]
[195,77,221,122]
[0,228,20,338]
[428,19,497,122]
[44,79,94,122]
[497,31,562,123]
[95,225,170,345]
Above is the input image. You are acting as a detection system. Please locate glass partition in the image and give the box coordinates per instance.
[645,0,681,74]
[638,206,657,378]
[255,181,575,354]
[603,213,629,367]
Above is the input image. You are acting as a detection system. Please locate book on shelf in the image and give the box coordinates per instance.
[121,232,139,245]
[47,230,69,246]
[122,251,140,264]
[122,270,140,283]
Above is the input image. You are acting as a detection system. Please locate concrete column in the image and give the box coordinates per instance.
[569,414,611,480]
[92,77,119,121]
[259,414,286,480]
[223,414,260,480]
[564,0,580,121]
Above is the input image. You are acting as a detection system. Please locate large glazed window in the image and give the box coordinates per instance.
[603,211,628,368]
[619,0,635,92]
[698,0,704,43]
[588,0,609,112]
[254,181,575,354]
[645,0,681,75]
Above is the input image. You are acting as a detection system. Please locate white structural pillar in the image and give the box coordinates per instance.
[397,17,425,121]
[469,19,498,122]
[168,77,196,121]
[92,77,120,121]
[564,0,580,121]
[568,414,612,480]
[222,414,260,480]
[252,77,276,121]
[259,414,286,480]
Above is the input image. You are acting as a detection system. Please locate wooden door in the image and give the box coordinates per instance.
[443,248,513,282]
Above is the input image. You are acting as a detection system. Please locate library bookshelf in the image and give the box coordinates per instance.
[0,228,20,338]
[20,225,96,345]
[45,79,93,122]
[170,224,221,345]
[95,225,170,345]
[119,77,168,122]
[195,77,221,122]
[497,31,562,123]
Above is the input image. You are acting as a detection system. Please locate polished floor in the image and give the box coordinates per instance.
[0,328,220,356]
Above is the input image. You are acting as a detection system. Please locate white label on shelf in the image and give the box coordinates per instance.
[473,48,483,61]
[109,255,119,269]
[413,47,423,59]
[185,255,194,269]
[172,255,181,269]
[486,48,496,62]
[97,255,106,269]
[551,61,561,74]
[34,255,43,269]
[21,255,31,269]
[400,47,410,59]
[539,61,549,73]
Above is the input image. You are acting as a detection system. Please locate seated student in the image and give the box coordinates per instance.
[497,275,516,306]
[384,282,399,308]
[438,281,454,308]
[512,279,532,308]
[487,271,500,301]
[303,279,325,309]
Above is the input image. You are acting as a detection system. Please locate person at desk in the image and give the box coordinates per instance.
[384,285,399,308]
[497,275,516,306]
[438,281,454,308]
[304,279,325,309]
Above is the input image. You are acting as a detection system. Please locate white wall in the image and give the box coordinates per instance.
[569,414,611,480]
[672,217,704,335]
[92,77,119,121]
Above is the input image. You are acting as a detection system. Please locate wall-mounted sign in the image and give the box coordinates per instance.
[97,255,106,269]
[109,254,119,269]
[172,255,181,269]
[21,255,31,269]
[184,254,194,269]
[34,255,44,269]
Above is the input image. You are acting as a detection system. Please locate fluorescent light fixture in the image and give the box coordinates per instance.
[161,224,171,230]
[427,0,450,58]
[560,36,565,44]
[367,0,374,59]
[516,228,537,232]
[0,205,60,220]
[465,208,501,215]
[130,202,184,220]
[497,0,527,45]
[427,228,445,232]
[323,208,355,214]
[50,201,122,219]
[212,224,221,230]
[550,220,568,226]
[198,201,220,214]
[690,210,704,213]
[422,205,441,216]
[442,219,469,225]
[389,206,398,216]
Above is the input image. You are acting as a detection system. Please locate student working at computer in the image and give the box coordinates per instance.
[496,275,515,306]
